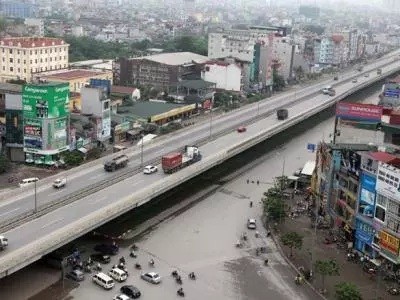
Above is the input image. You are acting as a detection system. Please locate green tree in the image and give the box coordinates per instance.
[0,154,10,174]
[335,282,362,300]
[303,24,325,35]
[294,66,305,80]
[281,232,303,257]
[62,151,84,166]
[315,259,340,291]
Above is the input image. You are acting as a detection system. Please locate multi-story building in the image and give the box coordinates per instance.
[39,69,113,93]
[114,52,208,89]
[201,60,242,92]
[22,82,70,165]
[340,29,358,62]
[379,75,400,108]
[318,35,347,66]
[24,18,45,37]
[0,1,37,18]
[0,37,69,83]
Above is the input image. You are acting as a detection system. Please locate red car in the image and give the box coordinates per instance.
[237,126,246,133]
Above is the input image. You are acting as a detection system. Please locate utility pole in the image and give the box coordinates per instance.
[280,157,286,224]
[140,134,144,167]
[209,108,213,140]
[34,180,37,213]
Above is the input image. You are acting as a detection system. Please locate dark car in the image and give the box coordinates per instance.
[93,244,119,255]
[237,126,246,133]
[90,253,111,264]
[121,285,141,298]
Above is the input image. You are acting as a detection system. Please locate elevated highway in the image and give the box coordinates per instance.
[1,52,400,278]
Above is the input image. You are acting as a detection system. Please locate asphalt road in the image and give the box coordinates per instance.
[0,76,382,300]
[0,53,397,225]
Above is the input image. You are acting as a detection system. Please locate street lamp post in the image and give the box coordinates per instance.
[140,134,144,167]
[34,180,37,213]
[209,108,213,140]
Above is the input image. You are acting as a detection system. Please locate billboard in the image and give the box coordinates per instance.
[335,102,382,122]
[376,162,400,200]
[384,89,400,98]
[46,117,68,150]
[22,83,70,119]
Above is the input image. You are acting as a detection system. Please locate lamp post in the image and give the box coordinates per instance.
[209,108,213,140]
[140,134,144,167]
[34,180,37,213]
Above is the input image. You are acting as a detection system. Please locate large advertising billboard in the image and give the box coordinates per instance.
[358,173,376,218]
[22,83,70,119]
[335,102,383,122]
[376,162,400,200]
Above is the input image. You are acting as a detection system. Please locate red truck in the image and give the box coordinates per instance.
[162,146,201,174]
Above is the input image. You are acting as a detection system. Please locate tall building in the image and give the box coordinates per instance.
[0,1,38,18]
[0,37,69,83]
[22,82,70,164]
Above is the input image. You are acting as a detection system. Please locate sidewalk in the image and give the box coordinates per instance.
[271,193,394,300]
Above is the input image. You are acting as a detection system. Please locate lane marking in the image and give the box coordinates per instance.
[0,207,20,217]
[41,218,64,229]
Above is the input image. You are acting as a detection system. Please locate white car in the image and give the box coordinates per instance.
[113,294,130,300]
[141,272,161,284]
[53,178,66,188]
[143,165,158,174]
[247,218,257,229]
[352,78,358,83]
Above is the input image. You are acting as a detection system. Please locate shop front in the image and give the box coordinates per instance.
[355,217,376,257]
[378,230,400,265]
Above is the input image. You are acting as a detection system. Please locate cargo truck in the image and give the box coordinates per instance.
[277,109,288,120]
[162,146,201,174]
[104,155,129,172]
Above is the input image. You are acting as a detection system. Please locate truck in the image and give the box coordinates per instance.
[0,235,8,251]
[162,146,202,174]
[104,155,129,172]
[277,109,288,120]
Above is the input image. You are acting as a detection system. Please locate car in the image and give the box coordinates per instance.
[321,86,335,95]
[53,178,66,188]
[113,294,130,300]
[141,272,161,284]
[333,75,338,80]
[121,285,141,299]
[90,253,111,264]
[247,218,257,229]
[364,73,369,77]
[237,126,246,133]
[66,269,84,281]
[93,243,119,255]
[143,165,158,174]
[352,78,358,83]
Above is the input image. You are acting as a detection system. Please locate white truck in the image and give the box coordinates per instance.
[0,235,8,251]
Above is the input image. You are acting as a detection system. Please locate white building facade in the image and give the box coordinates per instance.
[201,61,242,92]
[0,37,69,83]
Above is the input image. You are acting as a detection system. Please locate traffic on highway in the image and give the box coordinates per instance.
[0,51,400,279]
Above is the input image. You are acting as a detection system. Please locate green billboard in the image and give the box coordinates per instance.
[22,82,70,119]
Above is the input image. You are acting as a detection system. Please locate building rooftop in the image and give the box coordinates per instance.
[137,52,208,66]
[178,80,215,90]
[0,37,67,48]
[111,85,136,95]
[42,69,109,80]
[369,151,397,163]
[117,101,185,119]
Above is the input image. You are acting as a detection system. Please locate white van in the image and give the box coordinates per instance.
[108,267,128,282]
[19,177,39,188]
[92,272,115,290]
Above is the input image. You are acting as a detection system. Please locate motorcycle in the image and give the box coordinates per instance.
[176,276,183,284]
[388,287,400,295]
[149,259,155,267]
[235,240,243,248]
[119,257,126,264]
[177,288,185,297]
[84,265,91,273]
[93,263,102,272]
[171,270,179,278]
[264,259,269,266]
[130,250,137,258]
[135,263,142,270]
[295,276,303,285]
[188,272,196,280]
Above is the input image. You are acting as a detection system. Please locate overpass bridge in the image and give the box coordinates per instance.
[1,52,400,278]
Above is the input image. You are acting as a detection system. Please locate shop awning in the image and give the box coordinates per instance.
[301,160,316,176]
[78,147,88,154]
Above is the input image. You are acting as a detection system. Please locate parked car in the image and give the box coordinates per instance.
[352,78,358,83]
[364,73,369,77]
[53,178,66,188]
[121,285,141,299]
[90,253,111,264]
[143,165,158,174]
[66,269,85,281]
[237,126,246,133]
[247,218,257,229]
[113,294,130,300]
[141,272,161,284]
[93,244,119,255]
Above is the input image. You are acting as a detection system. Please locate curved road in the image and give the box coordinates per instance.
[0,52,399,225]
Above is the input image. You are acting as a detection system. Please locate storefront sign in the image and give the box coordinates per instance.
[376,162,400,199]
[379,231,400,255]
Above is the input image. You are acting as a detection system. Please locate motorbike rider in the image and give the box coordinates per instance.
[250,201,253,207]
[189,272,195,279]
[119,256,126,264]
[177,287,184,295]
[149,258,155,266]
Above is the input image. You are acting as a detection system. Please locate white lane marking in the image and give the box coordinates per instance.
[41,218,64,229]
[47,190,64,197]
[88,196,107,204]
[89,174,104,180]
[0,207,20,217]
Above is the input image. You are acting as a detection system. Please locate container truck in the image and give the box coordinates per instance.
[162,146,201,174]
[277,109,288,120]
[104,155,129,172]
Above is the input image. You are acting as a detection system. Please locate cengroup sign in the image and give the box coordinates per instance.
[335,102,383,122]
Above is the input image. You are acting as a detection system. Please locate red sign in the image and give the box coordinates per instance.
[336,102,382,122]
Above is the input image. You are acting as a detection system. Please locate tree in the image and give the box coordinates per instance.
[335,282,362,300]
[273,69,286,91]
[315,259,340,291]
[294,66,305,80]
[281,232,303,257]
[0,154,10,174]
[262,176,289,222]
[62,151,84,166]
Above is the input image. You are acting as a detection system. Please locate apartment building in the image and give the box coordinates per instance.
[318,35,347,66]
[0,37,69,83]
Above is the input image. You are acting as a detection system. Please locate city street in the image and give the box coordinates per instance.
[0,83,381,300]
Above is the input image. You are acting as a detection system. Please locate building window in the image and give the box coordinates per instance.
[40,50,42,54]
[376,194,387,207]
[9,49,12,54]
[35,59,37,63]
[30,50,32,55]
[17,59,20,63]
[35,50,37,55]
[24,69,26,73]
[23,60,26,64]
[17,68,20,72]
[23,50,25,55]
[9,67,13,72]
[45,49,47,54]
[17,50,20,54]
[375,206,386,222]
[9,58,13,63]
[40,59,42,63]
